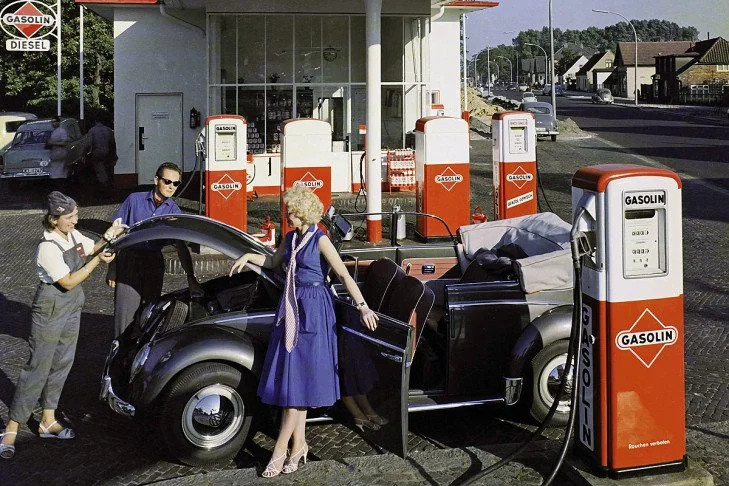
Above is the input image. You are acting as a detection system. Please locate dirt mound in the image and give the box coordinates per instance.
[558,117,587,136]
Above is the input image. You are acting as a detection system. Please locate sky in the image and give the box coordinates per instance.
[465,0,729,54]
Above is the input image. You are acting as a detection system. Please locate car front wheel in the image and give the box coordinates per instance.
[529,340,572,426]
[157,362,258,467]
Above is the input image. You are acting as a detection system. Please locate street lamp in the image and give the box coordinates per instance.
[549,0,556,115]
[593,8,638,106]
[496,55,513,84]
[488,60,499,84]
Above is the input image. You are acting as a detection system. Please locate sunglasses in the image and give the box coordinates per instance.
[159,177,181,187]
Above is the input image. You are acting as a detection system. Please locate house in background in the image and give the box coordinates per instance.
[559,55,588,88]
[604,41,693,100]
[654,37,729,105]
[575,50,614,92]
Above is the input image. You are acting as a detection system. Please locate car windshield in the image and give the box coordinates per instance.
[599,89,610,95]
[5,120,26,133]
[524,105,552,115]
[11,129,51,147]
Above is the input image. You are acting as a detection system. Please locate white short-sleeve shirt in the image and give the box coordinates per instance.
[37,229,95,283]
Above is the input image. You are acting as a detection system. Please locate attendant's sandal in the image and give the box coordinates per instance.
[38,420,75,440]
[261,451,287,478]
[282,443,308,474]
[0,431,16,459]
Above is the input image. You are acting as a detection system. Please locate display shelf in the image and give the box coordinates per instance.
[386,149,416,191]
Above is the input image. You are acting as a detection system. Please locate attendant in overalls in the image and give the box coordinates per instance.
[0,192,122,460]
[230,185,379,478]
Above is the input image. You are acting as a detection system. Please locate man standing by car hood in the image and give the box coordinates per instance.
[106,162,202,337]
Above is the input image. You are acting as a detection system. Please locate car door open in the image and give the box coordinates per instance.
[336,301,413,458]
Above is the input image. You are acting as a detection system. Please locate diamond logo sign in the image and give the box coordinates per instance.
[210,174,242,200]
[434,166,464,192]
[1,0,56,51]
[615,308,678,368]
[506,166,533,190]
[293,172,324,192]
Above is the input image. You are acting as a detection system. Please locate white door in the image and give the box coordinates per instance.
[135,93,183,185]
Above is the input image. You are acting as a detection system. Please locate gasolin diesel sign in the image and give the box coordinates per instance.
[1,0,56,52]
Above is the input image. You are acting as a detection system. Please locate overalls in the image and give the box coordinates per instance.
[9,235,86,424]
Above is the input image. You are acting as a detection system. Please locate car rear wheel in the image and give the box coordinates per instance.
[530,339,572,426]
[157,362,257,467]
[551,135,557,142]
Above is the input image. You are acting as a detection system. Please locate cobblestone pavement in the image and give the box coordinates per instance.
[0,122,727,485]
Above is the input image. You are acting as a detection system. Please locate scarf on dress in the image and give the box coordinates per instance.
[277,227,316,352]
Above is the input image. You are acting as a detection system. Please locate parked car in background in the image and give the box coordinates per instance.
[519,101,559,141]
[554,84,566,96]
[0,112,37,160]
[542,84,552,95]
[1,118,90,180]
[592,88,614,104]
[521,91,537,103]
[518,84,529,92]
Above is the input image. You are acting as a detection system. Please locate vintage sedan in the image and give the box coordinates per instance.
[1,118,90,180]
[591,88,614,105]
[519,101,559,141]
[100,211,575,466]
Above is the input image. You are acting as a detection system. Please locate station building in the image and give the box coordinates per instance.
[76,0,497,190]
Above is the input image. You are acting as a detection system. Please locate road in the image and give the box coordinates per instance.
[495,88,729,192]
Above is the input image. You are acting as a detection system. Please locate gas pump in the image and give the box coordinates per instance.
[204,115,247,232]
[280,118,332,235]
[414,116,470,240]
[492,112,537,220]
[572,164,686,478]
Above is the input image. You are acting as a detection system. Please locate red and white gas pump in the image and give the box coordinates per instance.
[492,112,537,220]
[572,164,686,478]
[205,115,247,232]
[414,116,470,239]
[280,119,332,235]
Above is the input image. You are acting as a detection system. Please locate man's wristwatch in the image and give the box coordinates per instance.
[356,302,368,309]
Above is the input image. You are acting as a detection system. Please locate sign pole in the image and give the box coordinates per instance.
[56,0,61,116]
[79,5,84,121]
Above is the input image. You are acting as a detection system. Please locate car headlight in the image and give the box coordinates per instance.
[129,342,151,383]
[39,160,49,167]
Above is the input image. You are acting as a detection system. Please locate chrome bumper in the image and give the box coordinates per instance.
[99,340,136,418]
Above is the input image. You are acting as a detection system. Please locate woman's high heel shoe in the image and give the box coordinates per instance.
[282,443,308,474]
[353,417,380,432]
[261,451,287,478]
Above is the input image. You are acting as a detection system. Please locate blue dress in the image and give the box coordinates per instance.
[257,226,340,408]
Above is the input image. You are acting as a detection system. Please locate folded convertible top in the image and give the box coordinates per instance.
[458,212,573,294]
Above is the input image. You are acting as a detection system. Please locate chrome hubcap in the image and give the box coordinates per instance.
[181,384,245,448]
[538,353,573,414]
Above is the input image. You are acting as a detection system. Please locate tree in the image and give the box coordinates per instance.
[555,49,580,77]
[0,0,113,119]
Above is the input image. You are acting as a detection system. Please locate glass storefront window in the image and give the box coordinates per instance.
[382,17,404,82]
[295,16,322,84]
[350,17,366,83]
[238,16,265,84]
[382,85,403,148]
[266,16,293,84]
[237,87,266,154]
[322,16,349,83]
[209,13,427,153]
[265,86,293,153]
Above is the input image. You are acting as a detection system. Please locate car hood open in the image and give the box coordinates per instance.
[109,214,279,284]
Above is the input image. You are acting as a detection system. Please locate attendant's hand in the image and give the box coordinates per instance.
[107,279,116,289]
[230,254,252,276]
[359,305,379,331]
[99,251,116,264]
[103,217,128,242]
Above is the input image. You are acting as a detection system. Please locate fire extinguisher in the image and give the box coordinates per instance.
[255,216,276,247]
[471,206,487,224]
[189,107,201,129]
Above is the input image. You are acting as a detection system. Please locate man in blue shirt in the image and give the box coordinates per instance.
[106,162,202,337]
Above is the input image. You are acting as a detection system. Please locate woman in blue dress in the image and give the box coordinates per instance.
[230,185,379,478]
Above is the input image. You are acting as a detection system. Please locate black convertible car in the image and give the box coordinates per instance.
[100,210,575,466]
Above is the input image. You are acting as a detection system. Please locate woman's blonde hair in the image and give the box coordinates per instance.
[283,185,324,226]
